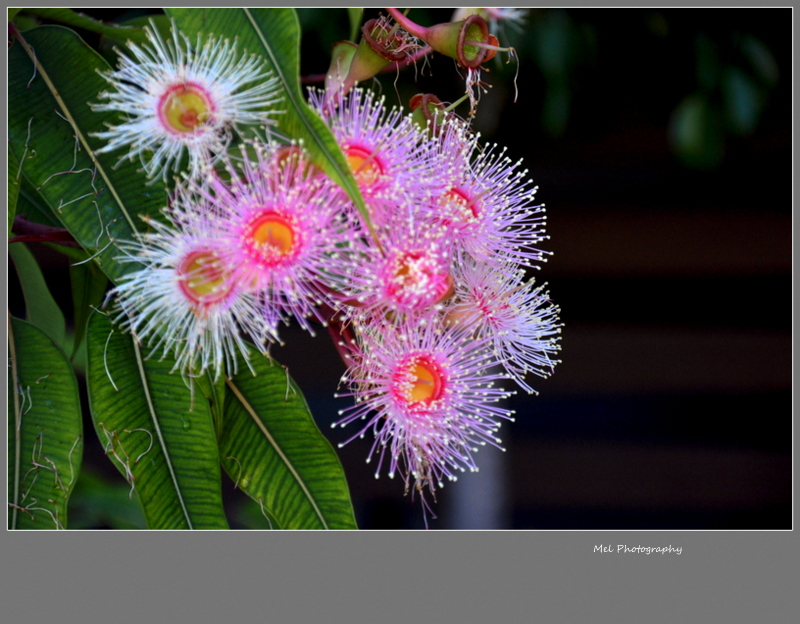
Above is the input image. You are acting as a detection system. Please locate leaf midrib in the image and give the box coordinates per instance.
[8,314,22,530]
[240,8,374,235]
[14,28,139,236]
[226,377,330,529]
[241,10,332,164]
[131,335,193,529]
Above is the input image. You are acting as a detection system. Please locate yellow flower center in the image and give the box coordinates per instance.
[158,83,213,134]
[178,250,232,307]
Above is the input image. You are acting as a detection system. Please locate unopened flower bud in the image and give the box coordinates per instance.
[325,40,358,97]
[387,10,495,69]
[409,93,447,134]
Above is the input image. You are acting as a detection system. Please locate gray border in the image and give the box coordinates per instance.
[4,2,796,622]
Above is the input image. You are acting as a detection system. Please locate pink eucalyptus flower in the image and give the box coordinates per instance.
[431,120,551,267]
[183,142,361,341]
[334,317,516,520]
[446,254,562,394]
[309,87,450,226]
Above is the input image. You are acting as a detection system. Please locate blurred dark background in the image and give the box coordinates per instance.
[289,7,792,530]
[11,8,791,529]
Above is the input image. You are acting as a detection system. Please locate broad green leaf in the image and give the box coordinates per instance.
[8,26,169,285]
[8,317,83,529]
[20,8,149,43]
[9,243,66,347]
[15,177,61,229]
[165,8,373,235]
[11,14,38,31]
[194,370,227,442]
[86,311,229,529]
[8,8,22,21]
[221,350,357,530]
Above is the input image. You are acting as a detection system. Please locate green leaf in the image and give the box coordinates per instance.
[8,26,169,285]
[722,65,764,136]
[8,148,20,236]
[9,243,66,347]
[15,178,61,229]
[348,8,363,42]
[8,317,83,529]
[70,259,109,361]
[95,14,173,68]
[20,8,149,43]
[221,351,357,529]
[740,34,779,88]
[11,14,38,31]
[86,311,229,529]
[195,371,227,442]
[165,7,373,235]
[67,467,148,529]
[8,8,22,21]
[669,93,724,169]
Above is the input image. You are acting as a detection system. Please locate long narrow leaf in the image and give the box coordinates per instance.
[20,8,149,43]
[8,26,168,284]
[165,7,373,233]
[222,351,357,530]
[8,148,20,236]
[86,311,229,529]
[69,260,109,361]
[9,243,66,347]
[8,317,83,529]
[348,8,364,43]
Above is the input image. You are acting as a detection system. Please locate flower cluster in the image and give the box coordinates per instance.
[114,143,360,379]
[97,19,560,524]
[315,89,561,520]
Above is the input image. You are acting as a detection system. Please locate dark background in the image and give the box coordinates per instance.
[288,7,793,530]
[11,8,792,530]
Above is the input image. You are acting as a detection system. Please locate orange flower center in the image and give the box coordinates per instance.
[243,210,299,268]
[393,354,447,407]
[345,145,384,189]
[408,359,444,403]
